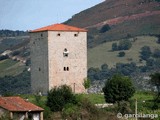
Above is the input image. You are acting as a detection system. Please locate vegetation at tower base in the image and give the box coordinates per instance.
[83,78,91,90]
[45,85,106,120]
[46,85,77,112]
[103,74,135,103]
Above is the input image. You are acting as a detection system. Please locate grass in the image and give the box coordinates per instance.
[76,93,106,104]
[0,59,17,70]
[132,91,154,101]
[0,59,25,77]
[18,91,160,120]
[88,36,160,68]
[21,91,154,105]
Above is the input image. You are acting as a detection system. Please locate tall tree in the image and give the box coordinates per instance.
[103,74,135,103]
[140,46,152,60]
[150,73,160,103]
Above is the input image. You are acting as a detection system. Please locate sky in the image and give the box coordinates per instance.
[0,0,104,31]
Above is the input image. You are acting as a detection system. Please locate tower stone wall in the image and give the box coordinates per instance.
[30,24,87,94]
[30,32,49,93]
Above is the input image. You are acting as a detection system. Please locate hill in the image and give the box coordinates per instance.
[88,36,160,68]
[65,0,160,47]
[0,30,30,77]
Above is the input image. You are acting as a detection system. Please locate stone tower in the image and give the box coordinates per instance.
[30,24,87,94]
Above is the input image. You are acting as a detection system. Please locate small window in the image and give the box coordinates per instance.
[41,33,43,37]
[33,41,35,44]
[74,34,78,37]
[67,67,69,71]
[64,67,66,71]
[39,68,41,71]
[57,33,61,36]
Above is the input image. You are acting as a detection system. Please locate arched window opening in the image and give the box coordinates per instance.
[63,48,69,57]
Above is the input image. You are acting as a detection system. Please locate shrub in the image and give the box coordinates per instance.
[0,55,9,61]
[118,39,132,50]
[99,24,111,33]
[83,78,91,90]
[153,49,160,58]
[62,103,80,119]
[118,51,125,57]
[112,43,118,51]
[140,46,152,60]
[117,101,132,114]
[46,85,77,112]
[11,50,20,56]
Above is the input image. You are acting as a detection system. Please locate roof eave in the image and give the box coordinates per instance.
[30,30,87,33]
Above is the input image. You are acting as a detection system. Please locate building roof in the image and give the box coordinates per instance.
[0,96,43,112]
[30,23,87,33]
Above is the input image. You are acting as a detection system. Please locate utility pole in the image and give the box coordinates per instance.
[135,98,137,120]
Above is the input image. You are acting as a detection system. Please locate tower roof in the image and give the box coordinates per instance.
[30,24,87,33]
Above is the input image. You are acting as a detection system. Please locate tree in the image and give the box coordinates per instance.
[157,36,160,44]
[150,73,160,103]
[87,67,101,81]
[101,64,108,72]
[153,49,160,58]
[118,40,132,50]
[103,74,135,103]
[46,85,76,112]
[112,43,118,51]
[118,51,125,57]
[0,55,9,61]
[11,50,21,56]
[155,0,160,2]
[140,46,152,60]
[83,78,91,92]
[99,24,111,33]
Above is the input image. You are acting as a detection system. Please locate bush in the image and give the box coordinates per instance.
[112,40,132,51]
[25,59,31,66]
[112,43,118,51]
[83,78,91,90]
[140,46,152,60]
[118,39,132,50]
[99,24,111,33]
[118,51,125,57]
[62,103,80,119]
[117,101,132,114]
[0,55,9,61]
[46,85,77,112]
[11,50,20,56]
[153,49,160,58]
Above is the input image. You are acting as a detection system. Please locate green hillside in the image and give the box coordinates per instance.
[0,59,26,77]
[65,0,160,48]
[88,36,160,68]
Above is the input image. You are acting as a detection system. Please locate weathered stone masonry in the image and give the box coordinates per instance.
[30,24,87,94]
